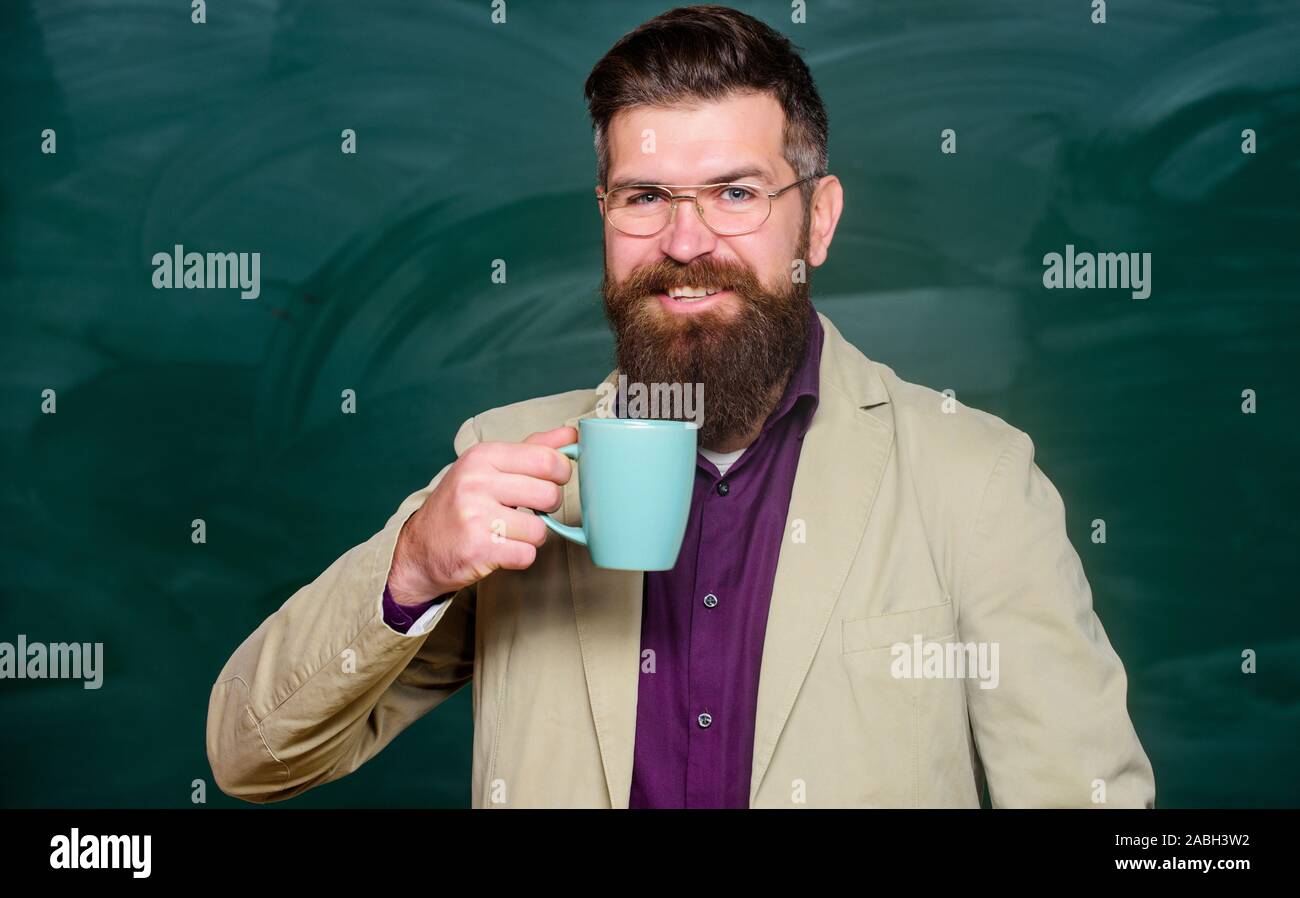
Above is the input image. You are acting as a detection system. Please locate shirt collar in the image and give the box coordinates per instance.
[759,302,823,441]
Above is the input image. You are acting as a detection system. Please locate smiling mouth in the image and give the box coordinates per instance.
[661,285,724,303]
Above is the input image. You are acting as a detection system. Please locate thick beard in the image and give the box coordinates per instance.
[601,229,811,448]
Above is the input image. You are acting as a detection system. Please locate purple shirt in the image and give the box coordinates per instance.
[383,307,824,810]
[628,306,822,808]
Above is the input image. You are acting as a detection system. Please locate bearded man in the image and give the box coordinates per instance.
[207,5,1155,809]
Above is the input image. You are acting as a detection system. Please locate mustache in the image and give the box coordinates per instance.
[611,257,763,297]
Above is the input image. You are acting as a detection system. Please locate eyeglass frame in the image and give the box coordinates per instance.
[596,175,820,237]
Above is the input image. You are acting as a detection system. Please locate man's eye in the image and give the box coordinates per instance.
[721,186,757,202]
[629,192,663,205]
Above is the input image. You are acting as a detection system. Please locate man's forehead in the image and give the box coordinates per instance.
[605,93,788,185]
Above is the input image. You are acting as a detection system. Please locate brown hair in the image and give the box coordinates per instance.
[584,4,829,207]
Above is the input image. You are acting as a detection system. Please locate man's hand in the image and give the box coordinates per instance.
[386,426,578,606]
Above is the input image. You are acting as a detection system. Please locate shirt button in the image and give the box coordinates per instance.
[697,712,713,728]
[703,593,718,608]
[716,480,730,496]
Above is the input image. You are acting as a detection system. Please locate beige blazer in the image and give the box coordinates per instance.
[206,312,1156,808]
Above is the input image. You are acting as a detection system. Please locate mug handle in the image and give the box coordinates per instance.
[536,443,587,546]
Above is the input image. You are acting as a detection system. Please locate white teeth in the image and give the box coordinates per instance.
[667,285,721,301]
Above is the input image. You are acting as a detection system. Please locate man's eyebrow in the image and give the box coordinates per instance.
[606,167,774,191]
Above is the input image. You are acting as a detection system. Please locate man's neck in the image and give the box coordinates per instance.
[701,371,791,454]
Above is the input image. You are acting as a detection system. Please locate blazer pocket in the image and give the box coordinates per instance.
[842,601,956,654]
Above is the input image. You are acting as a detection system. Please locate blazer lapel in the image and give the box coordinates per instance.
[748,313,895,804]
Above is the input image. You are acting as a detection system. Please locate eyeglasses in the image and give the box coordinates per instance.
[597,176,818,237]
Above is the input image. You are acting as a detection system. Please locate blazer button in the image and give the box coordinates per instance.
[716,480,730,496]
[697,712,713,728]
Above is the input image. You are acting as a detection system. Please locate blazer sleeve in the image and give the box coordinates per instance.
[956,430,1156,808]
[205,415,483,803]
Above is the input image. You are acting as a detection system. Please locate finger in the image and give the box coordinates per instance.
[490,538,538,571]
[485,507,550,547]
[523,426,578,449]
[478,441,573,483]
[489,473,564,513]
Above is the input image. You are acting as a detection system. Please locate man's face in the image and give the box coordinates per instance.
[599,91,838,447]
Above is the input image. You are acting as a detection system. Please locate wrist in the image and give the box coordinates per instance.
[387,515,445,605]
[386,563,444,606]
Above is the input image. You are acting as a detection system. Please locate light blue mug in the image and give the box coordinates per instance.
[537,417,698,570]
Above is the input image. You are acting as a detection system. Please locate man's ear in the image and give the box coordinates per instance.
[805,175,844,268]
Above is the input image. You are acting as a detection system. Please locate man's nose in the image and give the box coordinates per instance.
[658,194,717,263]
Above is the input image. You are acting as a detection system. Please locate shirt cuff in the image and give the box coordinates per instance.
[382,582,450,636]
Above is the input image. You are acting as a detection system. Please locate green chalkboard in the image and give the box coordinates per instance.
[1,0,1297,808]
